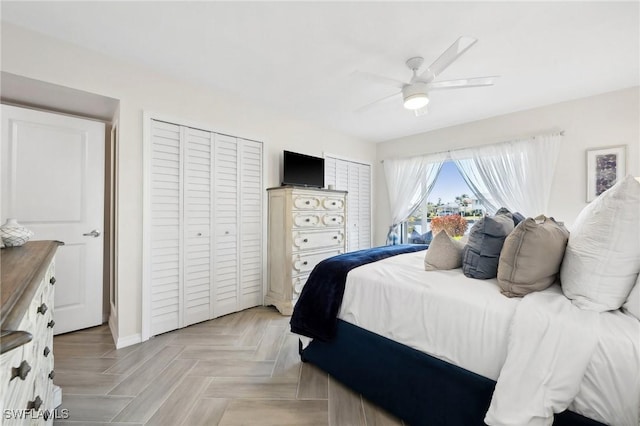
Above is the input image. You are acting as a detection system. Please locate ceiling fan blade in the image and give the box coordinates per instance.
[414,106,429,117]
[353,70,406,89]
[355,91,402,113]
[420,36,478,82]
[428,76,499,90]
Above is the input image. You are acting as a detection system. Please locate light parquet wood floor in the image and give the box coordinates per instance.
[52,306,405,426]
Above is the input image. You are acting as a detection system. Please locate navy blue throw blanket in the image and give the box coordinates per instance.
[290,244,428,341]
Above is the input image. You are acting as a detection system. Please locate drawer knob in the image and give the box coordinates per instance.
[302,261,308,265]
[305,218,310,222]
[333,236,338,239]
[49,370,55,380]
[47,320,55,329]
[11,360,31,381]
[332,202,336,205]
[332,218,337,221]
[44,346,51,357]
[303,238,308,243]
[27,396,43,411]
[50,276,56,285]
[305,201,310,205]
[197,232,202,236]
[37,303,48,315]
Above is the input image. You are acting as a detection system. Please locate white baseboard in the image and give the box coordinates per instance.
[108,312,141,348]
[116,333,142,349]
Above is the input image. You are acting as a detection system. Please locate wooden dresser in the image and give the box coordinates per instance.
[265,186,347,315]
[1,241,62,424]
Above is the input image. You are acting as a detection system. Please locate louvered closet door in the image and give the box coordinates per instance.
[325,157,337,188]
[239,139,263,309]
[213,134,239,317]
[335,159,349,190]
[149,120,182,335]
[324,156,372,252]
[183,127,213,326]
[347,162,360,251]
[358,163,372,249]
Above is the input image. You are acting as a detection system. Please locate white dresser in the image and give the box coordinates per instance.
[266,186,347,315]
[1,241,62,425]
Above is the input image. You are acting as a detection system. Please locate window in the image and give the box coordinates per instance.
[403,161,485,244]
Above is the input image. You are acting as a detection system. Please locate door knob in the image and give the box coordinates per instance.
[83,229,101,237]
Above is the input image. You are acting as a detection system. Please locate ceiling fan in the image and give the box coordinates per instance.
[356,36,499,116]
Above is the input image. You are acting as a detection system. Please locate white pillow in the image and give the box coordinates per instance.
[424,231,464,271]
[623,274,640,321]
[561,175,640,311]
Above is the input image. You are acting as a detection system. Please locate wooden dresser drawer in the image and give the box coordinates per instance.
[292,274,311,300]
[292,248,344,275]
[1,241,61,425]
[292,193,322,210]
[292,230,345,252]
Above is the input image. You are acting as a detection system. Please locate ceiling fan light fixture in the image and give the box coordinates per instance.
[402,83,429,110]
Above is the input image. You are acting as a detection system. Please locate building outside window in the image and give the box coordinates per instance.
[403,161,485,244]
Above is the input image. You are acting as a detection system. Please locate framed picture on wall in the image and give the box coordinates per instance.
[586,145,626,202]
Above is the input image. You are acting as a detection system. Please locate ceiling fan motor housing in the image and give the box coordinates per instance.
[402,82,429,109]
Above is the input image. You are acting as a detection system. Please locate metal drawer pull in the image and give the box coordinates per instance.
[49,276,56,285]
[27,396,42,411]
[37,303,48,315]
[11,360,31,381]
[44,346,51,357]
[49,370,55,380]
[47,320,55,328]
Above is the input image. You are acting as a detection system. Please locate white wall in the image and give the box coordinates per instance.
[376,87,640,245]
[1,23,376,343]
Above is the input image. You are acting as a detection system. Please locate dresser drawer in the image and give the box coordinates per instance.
[292,274,311,300]
[2,342,36,416]
[292,248,343,275]
[293,230,344,252]
[293,212,322,228]
[321,212,345,227]
[322,196,345,211]
[292,193,322,210]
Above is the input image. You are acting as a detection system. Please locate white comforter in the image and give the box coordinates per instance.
[336,251,640,426]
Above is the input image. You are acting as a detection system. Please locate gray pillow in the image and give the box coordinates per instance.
[424,231,464,271]
[498,215,569,297]
[462,209,514,279]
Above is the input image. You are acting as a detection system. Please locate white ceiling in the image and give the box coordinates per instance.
[1,1,638,143]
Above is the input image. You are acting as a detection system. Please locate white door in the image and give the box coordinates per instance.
[183,127,213,326]
[148,120,182,336]
[213,133,239,317]
[1,104,105,335]
[238,138,263,310]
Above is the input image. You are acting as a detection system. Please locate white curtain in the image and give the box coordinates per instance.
[383,153,445,244]
[450,133,562,216]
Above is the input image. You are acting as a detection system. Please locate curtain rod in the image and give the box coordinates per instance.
[379,130,565,163]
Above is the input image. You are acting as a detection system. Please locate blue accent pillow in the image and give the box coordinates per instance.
[512,211,526,226]
[462,208,515,279]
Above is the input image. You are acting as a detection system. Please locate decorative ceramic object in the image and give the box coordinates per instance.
[0,218,34,247]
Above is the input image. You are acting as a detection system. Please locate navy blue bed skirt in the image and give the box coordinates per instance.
[301,320,604,426]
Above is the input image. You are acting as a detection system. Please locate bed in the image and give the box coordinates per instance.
[290,246,640,426]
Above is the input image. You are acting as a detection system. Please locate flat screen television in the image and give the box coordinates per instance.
[282,150,325,188]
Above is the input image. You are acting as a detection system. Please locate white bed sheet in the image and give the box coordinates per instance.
[336,251,640,425]
[337,250,519,380]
